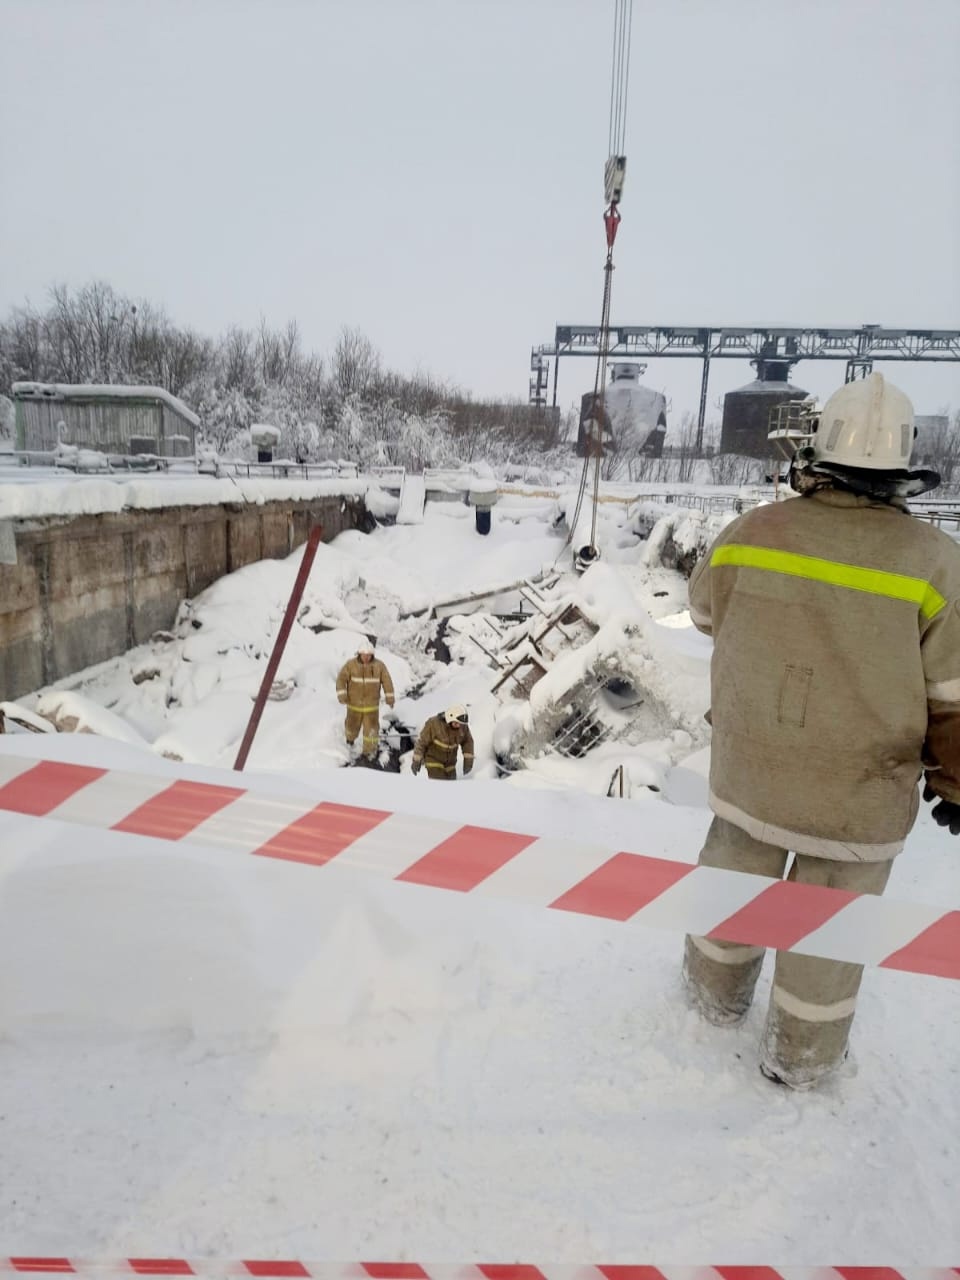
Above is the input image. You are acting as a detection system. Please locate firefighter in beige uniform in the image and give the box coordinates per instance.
[411,705,474,780]
[336,643,394,761]
[685,373,960,1089]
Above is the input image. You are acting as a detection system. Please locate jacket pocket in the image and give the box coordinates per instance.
[777,664,813,728]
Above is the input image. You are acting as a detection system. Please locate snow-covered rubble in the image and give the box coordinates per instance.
[15,503,566,774]
[642,505,736,573]
[0,699,56,734]
[13,490,712,798]
[35,689,151,744]
[486,560,710,784]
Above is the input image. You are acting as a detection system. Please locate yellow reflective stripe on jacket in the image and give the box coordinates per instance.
[347,704,379,713]
[712,543,947,621]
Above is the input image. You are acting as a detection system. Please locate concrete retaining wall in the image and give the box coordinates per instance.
[0,495,365,701]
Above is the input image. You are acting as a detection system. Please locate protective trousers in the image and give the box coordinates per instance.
[424,762,457,781]
[344,706,380,758]
[683,815,892,1088]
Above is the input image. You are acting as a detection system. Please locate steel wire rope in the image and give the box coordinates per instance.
[609,0,632,157]
[553,0,633,571]
[588,254,615,548]
[586,0,633,552]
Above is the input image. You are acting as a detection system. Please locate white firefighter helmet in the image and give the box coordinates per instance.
[444,704,468,726]
[356,640,375,658]
[811,372,914,471]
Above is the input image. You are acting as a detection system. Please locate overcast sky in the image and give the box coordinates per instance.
[2,0,959,422]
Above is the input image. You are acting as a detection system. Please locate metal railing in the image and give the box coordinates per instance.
[913,508,960,529]
[216,459,357,481]
[8,449,196,473]
[552,705,609,758]
[369,465,405,486]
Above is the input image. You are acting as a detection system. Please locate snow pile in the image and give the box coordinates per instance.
[643,506,735,573]
[467,475,500,506]
[250,423,282,447]
[628,496,676,539]
[196,444,219,475]
[0,700,56,734]
[364,483,400,519]
[35,690,151,745]
[53,442,112,472]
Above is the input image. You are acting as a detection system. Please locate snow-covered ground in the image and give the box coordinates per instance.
[0,493,958,1259]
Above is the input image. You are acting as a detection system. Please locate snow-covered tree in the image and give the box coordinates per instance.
[195,385,257,455]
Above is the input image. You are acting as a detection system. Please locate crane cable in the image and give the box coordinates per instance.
[566,0,633,563]
[608,0,632,159]
[589,209,618,548]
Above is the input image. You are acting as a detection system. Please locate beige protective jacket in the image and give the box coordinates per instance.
[689,487,960,861]
[412,714,475,777]
[335,657,394,711]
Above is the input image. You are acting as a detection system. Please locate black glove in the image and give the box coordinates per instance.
[411,758,421,776]
[923,782,960,835]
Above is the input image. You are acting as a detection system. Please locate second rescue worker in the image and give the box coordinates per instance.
[411,705,474,780]
[335,642,394,763]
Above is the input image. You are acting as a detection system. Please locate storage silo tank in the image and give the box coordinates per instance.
[577,363,667,458]
[720,359,808,458]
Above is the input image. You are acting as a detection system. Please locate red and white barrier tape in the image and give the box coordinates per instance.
[1,1264,958,1280]
[2,1266,959,1280]
[0,755,958,980]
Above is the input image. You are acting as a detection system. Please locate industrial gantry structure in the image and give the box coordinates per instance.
[529,324,960,451]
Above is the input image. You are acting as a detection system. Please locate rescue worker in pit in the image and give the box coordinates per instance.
[335,642,394,763]
[411,705,474,780]
[684,372,960,1090]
